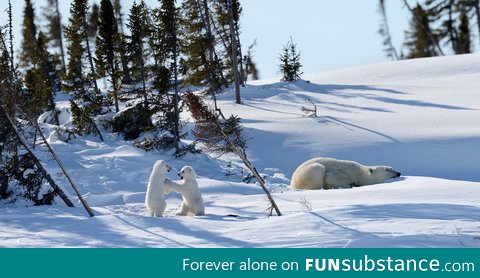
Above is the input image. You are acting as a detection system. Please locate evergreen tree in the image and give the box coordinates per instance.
[457,10,471,53]
[279,38,302,82]
[151,0,182,150]
[24,32,60,124]
[108,0,154,141]
[404,3,439,59]
[213,0,244,100]
[96,0,121,112]
[0,27,62,205]
[43,0,66,74]
[244,55,259,81]
[64,0,103,139]
[243,40,259,81]
[378,0,399,60]
[112,0,130,82]
[184,92,281,216]
[180,0,224,104]
[125,0,151,108]
[63,0,88,95]
[87,3,100,41]
[113,0,125,33]
[19,0,37,69]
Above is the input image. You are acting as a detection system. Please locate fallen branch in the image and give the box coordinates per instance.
[185,92,282,216]
[33,121,94,217]
[3,111,74,207]
[301,98,317,117]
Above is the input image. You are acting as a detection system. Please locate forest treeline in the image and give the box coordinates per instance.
[379,0,479,59]
[0,0,258,205]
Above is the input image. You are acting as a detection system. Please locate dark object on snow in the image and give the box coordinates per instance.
[111,103,153,140]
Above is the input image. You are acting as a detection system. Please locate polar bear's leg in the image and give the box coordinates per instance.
[153,209,163,217]
[191,201,205,216]
[292,162,325,189]
[176,202,189,216]
[152,199,166,217]
[325,171,353,189]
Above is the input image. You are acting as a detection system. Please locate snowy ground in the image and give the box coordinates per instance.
[1,54,479,247]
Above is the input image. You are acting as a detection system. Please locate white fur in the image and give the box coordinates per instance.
[165,166,205,216]
[290,157,401,190]
[145,160,172,217]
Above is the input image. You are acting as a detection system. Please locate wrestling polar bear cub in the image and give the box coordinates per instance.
[290,157,401,190]
[166,166,205,216]
[145,160,171,217]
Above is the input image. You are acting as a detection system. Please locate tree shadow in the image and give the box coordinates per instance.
[243,80,473,111]
[346,203,480,222]
[316,116,400,143]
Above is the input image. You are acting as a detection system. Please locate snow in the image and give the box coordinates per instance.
[1,54,480,247]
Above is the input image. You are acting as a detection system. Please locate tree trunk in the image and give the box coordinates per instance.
[447,0,459,54]
[110,59,120,113]
[199,0,221,107]
[82,15,100,97]
[228,0,241,104]
[475,0,480,47]
[215,117,281,216]
[3,111,74,208]
[379,0,399,60]
[172,22,180,151]
[140,51,148,112]
[8,0,15,72]
[34,121,94,217]
[234,22,245,86]
[54,0,67,75]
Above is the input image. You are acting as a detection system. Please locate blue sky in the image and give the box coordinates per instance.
[4,0,411,79]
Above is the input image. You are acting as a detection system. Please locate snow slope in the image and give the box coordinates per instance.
[1,54,479,247]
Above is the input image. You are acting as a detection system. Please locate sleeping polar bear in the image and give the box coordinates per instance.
[290,157,401,190]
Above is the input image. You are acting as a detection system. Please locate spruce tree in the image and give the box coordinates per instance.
[24,32,60,124]
[279,38,302,82]
[108,0,153,141]
[214,0,244,94]
[64,0,88,95]
[404,3,439,59]
[96,0,121,112]
[19,0,37,69]
[44,0,66,74]
[112,0,130,83]
[113,0,125,33]
[151,0,182,150]
[227,0,242,103]
[0,27,63,205]
[125,0,151,108]
[457,10,471,54]
[87,3,100,41]
[244,55,259,81]
[180,0,224,104]
[64,0,103,139]
[243,40,259,81]
[378,0,399,60]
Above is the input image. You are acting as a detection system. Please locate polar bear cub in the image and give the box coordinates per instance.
[291,157,401,190]
[165,166,205,216]
[145,160,172,217]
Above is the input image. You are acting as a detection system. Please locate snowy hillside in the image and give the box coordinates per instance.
[1,54,480,247]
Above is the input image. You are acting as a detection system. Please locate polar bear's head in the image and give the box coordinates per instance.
[152,160,172,176]
[177,166,196,181]
[368,166,401,182]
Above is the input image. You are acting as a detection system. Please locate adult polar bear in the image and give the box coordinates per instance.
[291,157,401,190]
